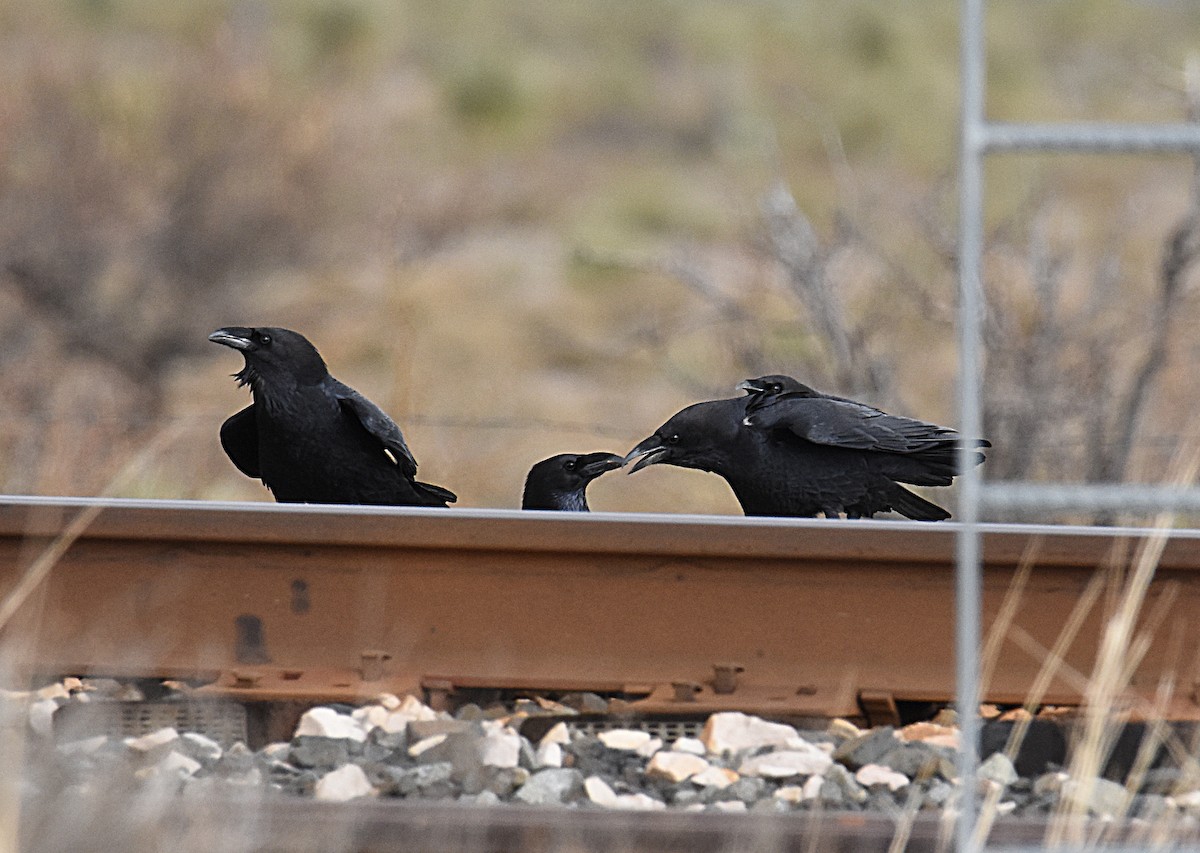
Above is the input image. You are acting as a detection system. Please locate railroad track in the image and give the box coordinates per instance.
[2,496,1199,736]
[7,497,1200,852]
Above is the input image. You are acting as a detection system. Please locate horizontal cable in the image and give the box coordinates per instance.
[982,482,1200,513]
[982,121,1200,154]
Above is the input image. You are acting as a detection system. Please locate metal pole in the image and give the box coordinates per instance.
[956,0,985,851]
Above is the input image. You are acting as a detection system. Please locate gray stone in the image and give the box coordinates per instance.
[408,719,474,742]
[924,780,954,808]
[724,776,767,804]
[460,790,501,806]
[879,743,942,778]
[290,736,351,770]
[216,742,256,776]
[833,726,896,770]
[560,692,609,714]
[392,761,457,799]
[1062,777,1127,817]
[1133,793,1169,820]
[179,733,223,767]
[978,752,1018,787]
[818,780,845,806]
[513,768,585,805]
[824,763,869,805]
[487,766,529,797]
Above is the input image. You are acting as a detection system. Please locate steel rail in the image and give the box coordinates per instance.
[3,497,1200,732]
[18,793,1200,853]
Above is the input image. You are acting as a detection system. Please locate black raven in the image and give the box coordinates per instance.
[625,378,988,520]
[521,452,625,511]
[209,326,457,506]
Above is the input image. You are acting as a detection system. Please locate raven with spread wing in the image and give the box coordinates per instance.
[209,326,456,506]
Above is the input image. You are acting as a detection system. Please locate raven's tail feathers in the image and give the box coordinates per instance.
[414,480,458,506]
[889,485,951,522]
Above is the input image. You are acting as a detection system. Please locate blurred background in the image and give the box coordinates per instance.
[1,0,1199,516]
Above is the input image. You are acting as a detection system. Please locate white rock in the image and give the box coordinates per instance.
[58,735,108,756]
[28,698,58,737]
[855,764,909,791]
[701,712,798,755]
[691,766,739,789]
[683,803,706,812]
[996,801,1017,816]
[353,705,390,732]
[598,729,653,751]
[375,693,402,711]
[711,801,747,813]
[408,734,448,757]
[540,722,570,746]
[314,764,374,802]
[613,792,667,811]
[585,776,618,807]
[295,707,367,742]
[534,741,563,769]
[828,718,862,740]
[479,724,521,768]
[646,751,709,783]
[1175,789,1200,809]
[672,737,706,756]
[128,727,180,753]
[978,752,1019,787]
[36,683,70,701]
[397,694,438,721]
[636,737,663,758]
[775,784,807,804]
[803,774,825,800]
[159,750,202,778]
[180,732,223,763]
[738,747,832,778]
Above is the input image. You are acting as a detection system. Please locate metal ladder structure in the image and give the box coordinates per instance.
[955,1,1200,850]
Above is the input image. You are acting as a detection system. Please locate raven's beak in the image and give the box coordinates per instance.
[736,379,764,394]
[624,437,669,474]
[209,327,256,352]
[579,453,626,479]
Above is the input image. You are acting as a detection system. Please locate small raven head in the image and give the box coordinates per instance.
[522,452,625,511]
[625,400,740,476]
[737,374,820,415]
[209,326,328,389]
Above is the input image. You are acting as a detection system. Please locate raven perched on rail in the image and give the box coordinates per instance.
[624,375,988,521]
[209,326,457,506]
[522,452,625,511]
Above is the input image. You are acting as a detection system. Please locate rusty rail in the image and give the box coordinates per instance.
[2,497,1200,725]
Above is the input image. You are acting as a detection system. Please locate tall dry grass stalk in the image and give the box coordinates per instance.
[1045,440,1200,848]
[0,423,185,853]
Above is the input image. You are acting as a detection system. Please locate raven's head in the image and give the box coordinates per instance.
[209,326,328,390]
[522,452,625,511]
[624,400,742,476]
[737,374,820,415]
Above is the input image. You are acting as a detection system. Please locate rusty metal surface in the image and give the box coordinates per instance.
[2,497,1200,719]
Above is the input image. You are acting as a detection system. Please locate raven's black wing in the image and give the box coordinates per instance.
[745,396,958,453]
[331,380,420,478]
[219,405,261,478]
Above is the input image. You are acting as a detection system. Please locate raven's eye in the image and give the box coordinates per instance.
[259,333,272,346]
[769,384,780,393]
[667,434,681,444]
[564,459,577,471]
